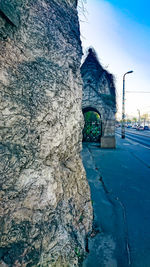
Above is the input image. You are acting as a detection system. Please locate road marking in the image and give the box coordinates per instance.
[139,144,150,151]
[116,132,150,150]
[123,143,130,146]
[125,138,138,145]
[116,129,150,138]
[116,132,138,145]
[116,133,136,144]
[126,138,150,150]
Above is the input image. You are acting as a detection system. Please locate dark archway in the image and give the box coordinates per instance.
[83,107,101,117]
[82,107,102,143]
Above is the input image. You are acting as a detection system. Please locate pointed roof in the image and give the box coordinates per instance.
[81,48,104,80]
[81,48,116,97]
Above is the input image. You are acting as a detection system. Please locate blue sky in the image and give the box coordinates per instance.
[104,0,150,26]
[79,0,150,119]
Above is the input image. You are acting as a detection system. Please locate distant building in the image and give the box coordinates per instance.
[81,48,116,148]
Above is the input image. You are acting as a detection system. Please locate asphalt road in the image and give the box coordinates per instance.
[82,132,150,267]
[116,128,150,149]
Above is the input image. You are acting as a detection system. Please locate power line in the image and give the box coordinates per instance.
[126,91,150,93]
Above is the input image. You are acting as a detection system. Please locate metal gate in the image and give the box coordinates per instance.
[82,121,102,142]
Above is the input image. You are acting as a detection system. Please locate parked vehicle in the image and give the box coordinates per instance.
[136,126,144,131]
[144,126,149,130]
[132,125,137,129]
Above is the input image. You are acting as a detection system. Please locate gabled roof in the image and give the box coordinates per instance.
[81,48,116,97]
[81,48,104,80]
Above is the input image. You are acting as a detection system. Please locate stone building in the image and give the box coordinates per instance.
[0,1,92,266]
[81,48,116,148]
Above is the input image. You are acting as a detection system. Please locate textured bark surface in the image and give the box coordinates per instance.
[0,1,92,266]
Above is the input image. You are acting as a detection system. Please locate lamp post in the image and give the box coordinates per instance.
[121,70,133,139]
[137,109,141,126]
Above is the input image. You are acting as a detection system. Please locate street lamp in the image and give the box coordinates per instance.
[121,70,133,139]
[137,109,141,126]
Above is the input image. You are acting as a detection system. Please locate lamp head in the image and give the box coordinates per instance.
[127,70,133,74]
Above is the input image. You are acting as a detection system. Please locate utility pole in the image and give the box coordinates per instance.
[121,70,133,139]
[137,109,141,126]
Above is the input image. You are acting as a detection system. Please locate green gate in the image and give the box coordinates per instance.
[82,120,102,142]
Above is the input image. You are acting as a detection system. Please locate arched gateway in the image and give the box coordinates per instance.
[82,107,102,143]
[81,48,116,148]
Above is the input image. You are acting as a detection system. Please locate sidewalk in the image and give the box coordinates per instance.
[81,135,150,267]
[81,141,130,267]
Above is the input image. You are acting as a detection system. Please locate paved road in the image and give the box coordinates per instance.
[116,128,150,148]
[82,134,150,267]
